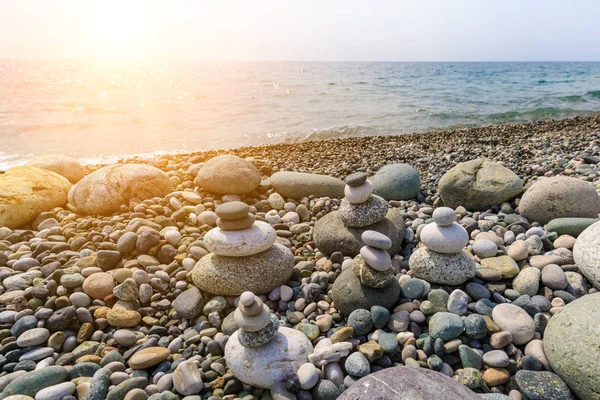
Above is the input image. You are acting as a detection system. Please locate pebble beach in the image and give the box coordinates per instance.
[1,114,600,400]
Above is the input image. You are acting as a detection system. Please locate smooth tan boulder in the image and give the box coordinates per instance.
[0,166,71,229]
[196,155,261,194]
[519,176,600,224]
[26,154,86,183]
[68,164,171,215]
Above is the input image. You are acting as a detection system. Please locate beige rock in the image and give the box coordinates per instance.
[68,164,171,215]
[129,346,170,369]
[196,155,261,194]
[0,166,71,229]
[82,272,115,299]
[26,154,86,183]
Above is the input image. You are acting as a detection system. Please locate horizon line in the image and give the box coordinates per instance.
[2,57,600,63]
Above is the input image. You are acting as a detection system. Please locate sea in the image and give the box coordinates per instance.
[1,61,600,169]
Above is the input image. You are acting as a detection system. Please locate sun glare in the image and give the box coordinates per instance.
[88,3,149,62]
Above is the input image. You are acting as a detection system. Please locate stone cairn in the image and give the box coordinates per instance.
[192,200,294,296]
[206,201,276,257]
[234,291,280,348]
[353,230,395,289]
[420,207,469,253]
[225,291,313,388]
[340,172,389,228]
[409,207,477,285]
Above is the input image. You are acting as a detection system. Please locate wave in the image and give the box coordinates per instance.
[558,95,585,102]
[587,90,600,98]
[486,107,574,122]
[429,107,585,125]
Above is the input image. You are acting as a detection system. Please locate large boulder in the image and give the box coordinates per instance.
[313,209,404,256]
[370,163,421,201]
[519,176,600,224]
[438,159,523,211]
[331,267,401,316]
[196,155,261,194]
[544,292,600,400]
[26,154,86,183]
[68,164,171,215]
[573,220,600,289]
[225,327,313,388]
[0,166,71,229]
[338,366,481,400]
[269,171,345,199]
[192,243,294,296]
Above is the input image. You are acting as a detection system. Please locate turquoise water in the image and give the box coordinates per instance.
[1,61,600,168]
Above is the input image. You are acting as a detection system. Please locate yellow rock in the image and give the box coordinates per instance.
[26,154,86,183]
[480,256,520,278]
[107,308,141,328]
[68,164,171,215]
[0,166,71,229]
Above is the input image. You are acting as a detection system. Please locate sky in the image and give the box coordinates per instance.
[1,1,599,62]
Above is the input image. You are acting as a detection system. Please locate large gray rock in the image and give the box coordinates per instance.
[192,243,294,296]
[574,220,600,289]
[519,176,600,224]
[544,293,600,400]
[331,267,401,316]
[225,327,313,388]
[408,247,477,285]
[370,163,421,201]
[0,166,71,229]
[196,155,261,194]
[26,154,86,183]
[438,158,523,211]
[338,366,481,400]
[314,209,404,257]
[68,164,171,215]
[269,171,345,199]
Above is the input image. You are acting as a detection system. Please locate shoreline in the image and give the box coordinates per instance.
[88,114,600,186]
[4,113,600,174]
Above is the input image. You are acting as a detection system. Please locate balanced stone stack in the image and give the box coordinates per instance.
[409,207,477,285]
[353,231,395,289]
[192,201,294,295]
[332,231,401,316]
[314,172,405,256]
[340,172,389,228]
[234,291,280,348]
[225,291,313,388]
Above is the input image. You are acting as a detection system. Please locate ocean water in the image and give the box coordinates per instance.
[1,61,600,169]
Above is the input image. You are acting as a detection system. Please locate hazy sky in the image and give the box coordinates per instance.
[1,1,599,61]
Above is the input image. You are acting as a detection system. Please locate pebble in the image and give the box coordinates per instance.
[361,230,392,250]
[359,246,391,271]
[128,347,170,370]
[483,350,510,367]
[541,264,569,289]
[473,239,498,258]
[432,207,456,226]
[345,180,374,204]
[492,304,535,345]
[345,352,370,377]
[16,328,50,347]
[296,363,319,390]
